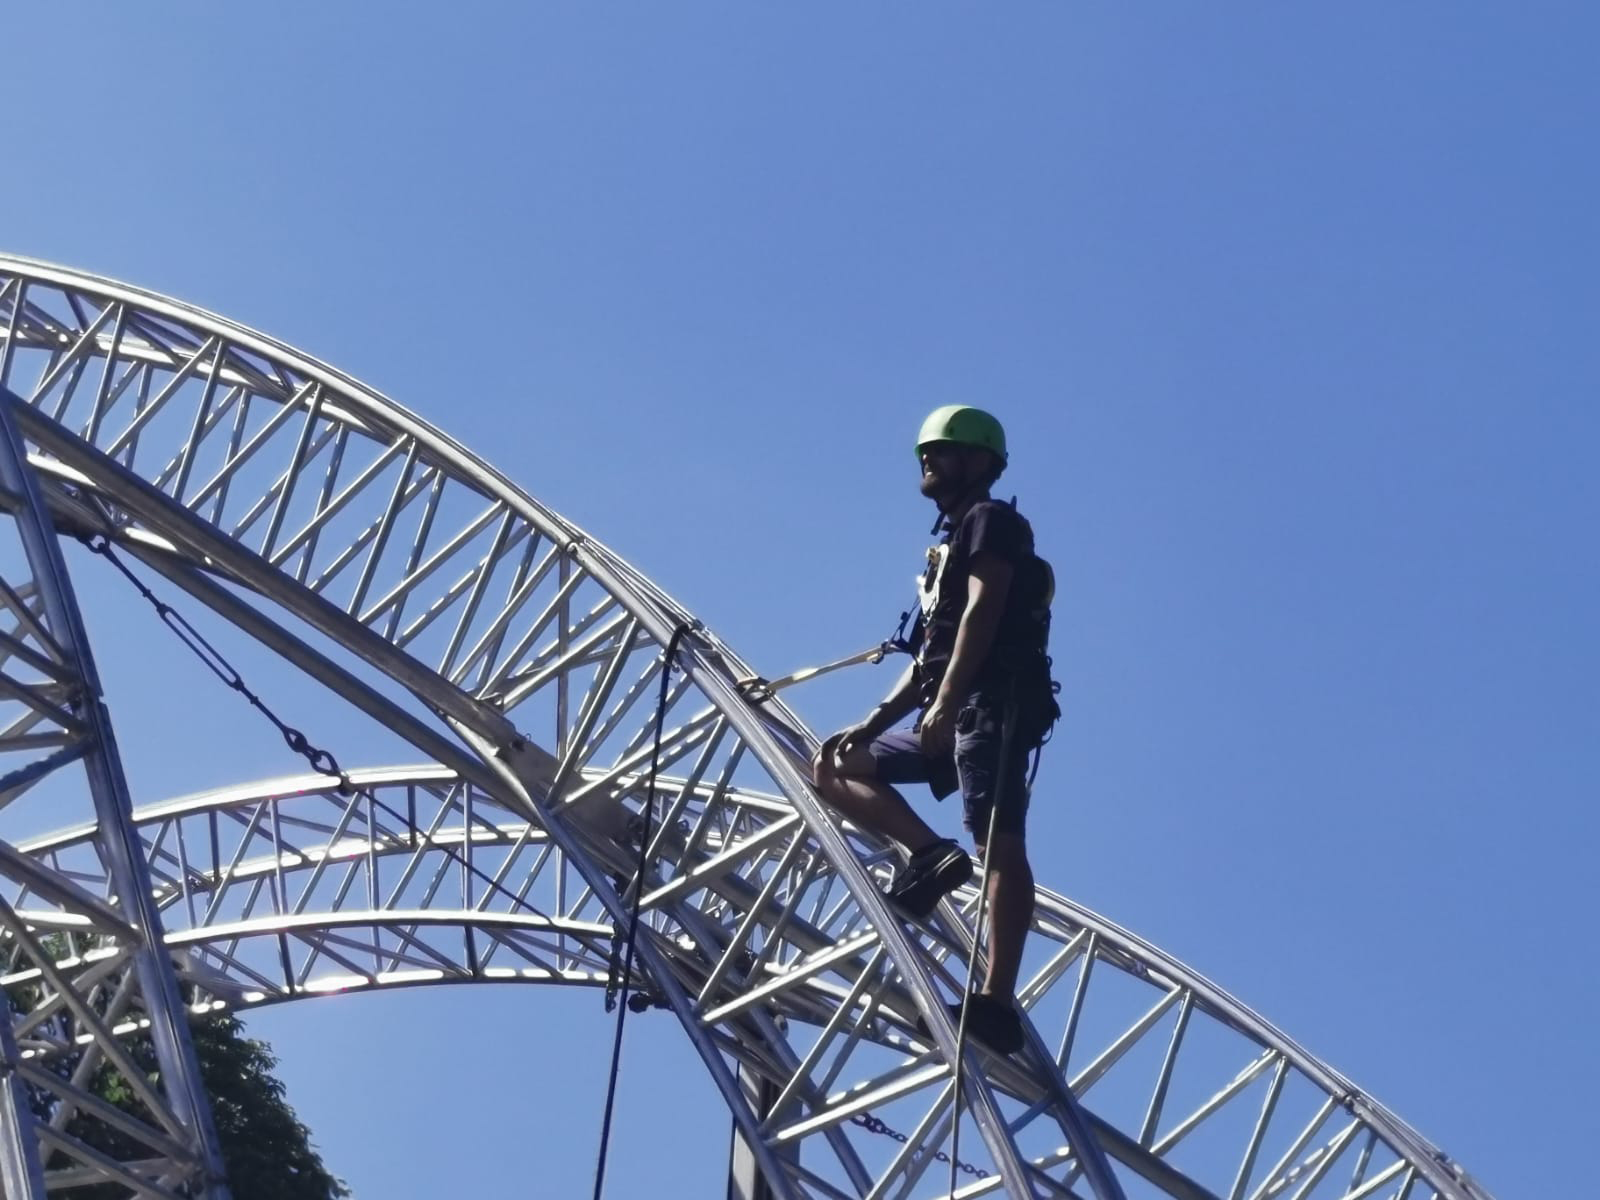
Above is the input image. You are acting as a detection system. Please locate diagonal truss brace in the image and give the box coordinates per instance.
[0,389,230,1198]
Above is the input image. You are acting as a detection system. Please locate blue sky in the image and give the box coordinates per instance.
[5,5,1596,1196]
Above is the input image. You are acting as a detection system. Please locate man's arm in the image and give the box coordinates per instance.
[921,551,1012,751]
[869,661,922,730]
[832,661,920,759]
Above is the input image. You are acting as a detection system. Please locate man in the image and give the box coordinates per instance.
[813,405,1056,1055]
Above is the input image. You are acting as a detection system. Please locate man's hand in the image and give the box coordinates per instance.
[837,722,871,758]
[815,721,875,774]
[919,697,956,756]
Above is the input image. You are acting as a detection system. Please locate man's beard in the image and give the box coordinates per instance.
[920,469,965,506]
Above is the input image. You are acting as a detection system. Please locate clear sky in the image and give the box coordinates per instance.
[4,5,1596,1197]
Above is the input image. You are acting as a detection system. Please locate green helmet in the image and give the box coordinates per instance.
[915,405,1007,463]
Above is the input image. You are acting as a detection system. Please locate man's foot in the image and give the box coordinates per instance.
[884,838,972,918]
[954,993,1026,1054]
[916,992,1026,1056]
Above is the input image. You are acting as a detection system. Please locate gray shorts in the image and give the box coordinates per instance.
[867,700,1031,838]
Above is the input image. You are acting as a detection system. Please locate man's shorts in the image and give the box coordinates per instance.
[867,698,1031,839]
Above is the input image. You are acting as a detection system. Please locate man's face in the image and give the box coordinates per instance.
[918,441,982,502]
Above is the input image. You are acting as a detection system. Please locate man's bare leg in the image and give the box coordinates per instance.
[812,744,944,853]
[976,831,1034,1000]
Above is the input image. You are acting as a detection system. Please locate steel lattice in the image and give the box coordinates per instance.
[0,256,1494,1200]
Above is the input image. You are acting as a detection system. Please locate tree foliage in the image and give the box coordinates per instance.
[66,1010,350,1199]
[6,937,348,1197]
[174,1012,351,1200]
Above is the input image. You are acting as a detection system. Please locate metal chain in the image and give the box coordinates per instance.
[77,532,615,938]
[850,1113,990,1180]
[79,533,348,781]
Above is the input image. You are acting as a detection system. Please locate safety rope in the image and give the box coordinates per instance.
[735,640,892,704]
[735,606,917,705]
[591,622,689,1200]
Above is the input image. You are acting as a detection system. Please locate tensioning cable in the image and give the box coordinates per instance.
[76,531,639,971]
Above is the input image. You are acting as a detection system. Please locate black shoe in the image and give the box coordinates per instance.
[916,993,1026,1056]
[955,993,1026,1054]
[884,839,972,919]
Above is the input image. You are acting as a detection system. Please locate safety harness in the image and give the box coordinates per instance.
[912,496,1061,749]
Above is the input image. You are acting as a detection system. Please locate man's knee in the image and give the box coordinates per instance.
[809,752,830,791]
[812,742,877,793]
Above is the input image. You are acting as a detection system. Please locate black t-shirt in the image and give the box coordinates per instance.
[911,499,1053,706]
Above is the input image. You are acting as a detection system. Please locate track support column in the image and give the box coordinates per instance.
[727,1063,793,1200]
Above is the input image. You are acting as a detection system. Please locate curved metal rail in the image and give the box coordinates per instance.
[0,256,1493,1200]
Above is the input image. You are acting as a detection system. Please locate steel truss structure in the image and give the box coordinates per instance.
[0,255,1494,1200]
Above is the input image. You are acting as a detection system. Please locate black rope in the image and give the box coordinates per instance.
[947,680,1021,1193]
[948,731,1007,1193]
[591,622,689,1200]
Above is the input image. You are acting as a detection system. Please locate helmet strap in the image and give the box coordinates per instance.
[930,474,991,536]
